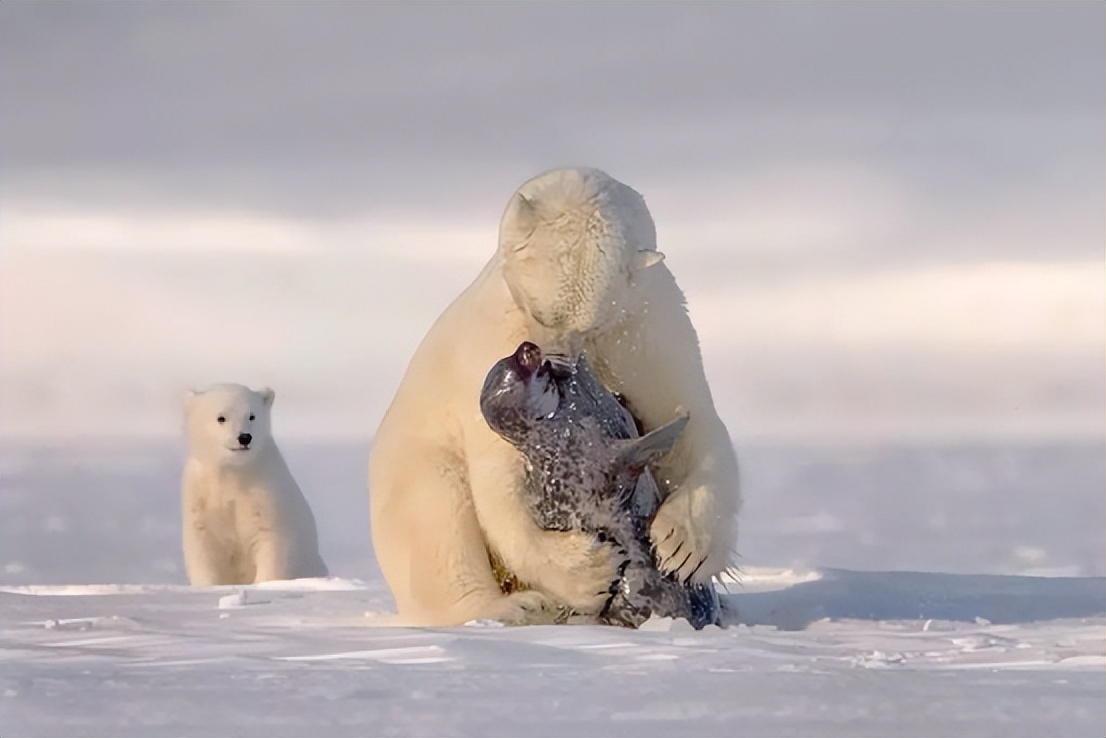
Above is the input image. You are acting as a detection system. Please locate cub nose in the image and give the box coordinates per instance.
[237,433,252,447]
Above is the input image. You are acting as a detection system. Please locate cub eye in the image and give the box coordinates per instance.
[217,416,226,424]
[248,414,255,421]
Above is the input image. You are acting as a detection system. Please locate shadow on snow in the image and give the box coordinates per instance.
[721,569,1106,630]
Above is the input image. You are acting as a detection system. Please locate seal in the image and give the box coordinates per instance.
[479,341,720,628]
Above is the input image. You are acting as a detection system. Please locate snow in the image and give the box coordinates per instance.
[2,439,1104,736]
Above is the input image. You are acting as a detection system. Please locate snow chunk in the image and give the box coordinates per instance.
[218,590,270,609]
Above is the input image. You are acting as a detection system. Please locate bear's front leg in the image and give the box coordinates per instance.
[182,524,229,587]
[593,269,741,587]
[650,477,722,583]
[251,535,294,584]
[181,468,233,586]
[649,427,739,584]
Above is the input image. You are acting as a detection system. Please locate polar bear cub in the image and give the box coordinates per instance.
[181,383,328,586]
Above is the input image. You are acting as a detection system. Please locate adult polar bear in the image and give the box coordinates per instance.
[370,168,740,626]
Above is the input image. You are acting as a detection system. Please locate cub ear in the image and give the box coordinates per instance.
[184,389,201,414]
[632,249,665,271]
[259,387,276,407]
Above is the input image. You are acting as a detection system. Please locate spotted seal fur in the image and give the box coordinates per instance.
[479,341,720,629]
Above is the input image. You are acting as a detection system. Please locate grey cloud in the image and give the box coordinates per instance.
[1,3,1102,259]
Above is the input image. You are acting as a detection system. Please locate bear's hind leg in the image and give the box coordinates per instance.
[371,443,558,626]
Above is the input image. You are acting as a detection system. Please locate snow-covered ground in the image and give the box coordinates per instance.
[2,439,1104,736]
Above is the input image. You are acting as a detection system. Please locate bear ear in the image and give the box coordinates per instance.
[501,193,539,251]
[632,249,665,271]
[184,389,201,414]
[259,387,276,407]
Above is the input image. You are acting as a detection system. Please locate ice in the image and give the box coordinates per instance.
[1,574,1102,736]
[1,438,1103,736]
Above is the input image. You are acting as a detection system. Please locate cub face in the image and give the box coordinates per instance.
[185,383,275,465]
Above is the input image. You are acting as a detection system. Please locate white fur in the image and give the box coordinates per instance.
[369,167,740,626]
[182,383,328,586]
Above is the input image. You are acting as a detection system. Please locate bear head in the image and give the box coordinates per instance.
[185,383,275,465]
[498,167,665,347]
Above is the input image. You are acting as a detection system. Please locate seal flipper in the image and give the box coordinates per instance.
[541,354,577,381]
[613,413,690,474]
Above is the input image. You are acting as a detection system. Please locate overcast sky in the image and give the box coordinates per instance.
[1,2,1103,442]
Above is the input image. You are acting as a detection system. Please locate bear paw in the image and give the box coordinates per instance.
[650,489,714,584]
[530,529,626,616]
[484,590,562,626]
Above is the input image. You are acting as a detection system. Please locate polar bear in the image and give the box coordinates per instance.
[181,383,328,586]
[369,167,740,626]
